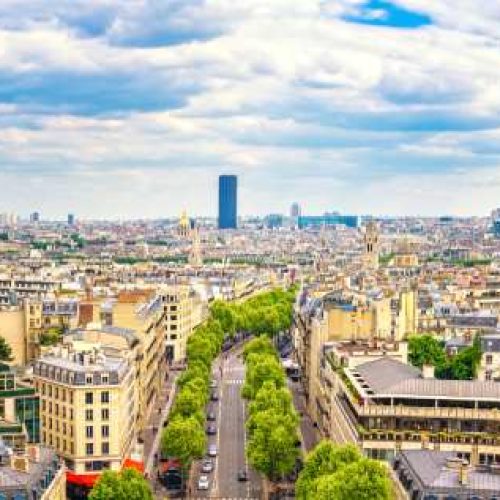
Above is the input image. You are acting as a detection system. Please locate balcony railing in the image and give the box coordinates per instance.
[336,373,499,421]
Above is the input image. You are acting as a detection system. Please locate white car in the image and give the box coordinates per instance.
[198,475,209,490]
[208,444,217,457]
[201,459,214,473]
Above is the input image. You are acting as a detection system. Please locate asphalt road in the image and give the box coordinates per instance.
[193,347,261,499]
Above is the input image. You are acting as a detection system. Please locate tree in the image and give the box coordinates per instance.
[210,300,237,336]
[249,381,295,418]
[0,337,13,362]
[89,468,153,500]
[246,409,299,481]
[242,354,285,399]
[170,387,205,424]
[316,458,392,500]
[243,336,277,361]
[408,335,446,369]
[161,417,206,468]
[296,441,361,499]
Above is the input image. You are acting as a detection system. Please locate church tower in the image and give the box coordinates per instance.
[188,221,203,267]
[363,221,379,270]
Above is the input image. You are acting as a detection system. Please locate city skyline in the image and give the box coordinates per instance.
[0,1,499,217]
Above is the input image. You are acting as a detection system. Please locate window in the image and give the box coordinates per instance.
[102,375,109,384]
[101,442,109,455]
[86,443,94,456]
[101,409,109,421]
[170,324,177,331]
[101,392,109,404]
[101,425,109,438]
[55,387,58,398]
[170,334,177,340]
[170,315,178,321]
[486,355,493,365]
[85,409,93,421]
[70,409,73,420]
[85,392,93,404]
[86,426,93,438]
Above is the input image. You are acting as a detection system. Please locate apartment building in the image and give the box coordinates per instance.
[160,285,207,363]
[477,332,500,382]
[33,342,137,489]
[319,355,500,465]
[294,288,417,412]
[107,290,165,429]
[0,298,79,365]
[0,277,59,306]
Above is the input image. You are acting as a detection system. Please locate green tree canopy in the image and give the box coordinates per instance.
[161,416,206,468]
[0,337,13,362]
[88,468,153,500]
[296,441,361,499]
[246,409,299,481]
[408,335,446,368]
[315,458,392,500]
[242,353,285,399]
[243,336,277,361]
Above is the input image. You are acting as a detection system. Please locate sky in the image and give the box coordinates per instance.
[0,0,499,219]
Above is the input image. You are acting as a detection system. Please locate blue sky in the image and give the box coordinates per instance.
[0,0,499,218]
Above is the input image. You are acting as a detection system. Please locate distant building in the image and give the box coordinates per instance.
[218,175,237,229]
[264,214,283,229]
[298,214,358,229]
[67,214,75,226]
[30,212,40,224]
[290,203,301,218]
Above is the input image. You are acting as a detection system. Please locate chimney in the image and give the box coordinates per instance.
[422,364,435,379]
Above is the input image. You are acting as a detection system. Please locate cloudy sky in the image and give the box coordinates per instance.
[0,0,499,219]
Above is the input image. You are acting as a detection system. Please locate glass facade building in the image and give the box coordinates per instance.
[218,175,237,229]
[298,215,358,229]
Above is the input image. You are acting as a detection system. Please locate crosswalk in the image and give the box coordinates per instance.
[224,379,243,385]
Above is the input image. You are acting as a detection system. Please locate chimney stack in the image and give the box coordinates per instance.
[422,364,435,379]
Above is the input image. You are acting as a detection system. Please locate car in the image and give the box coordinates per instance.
[206,424,217,435]
[198,475,209,490]
[207,411,216,421]
[208,444,217,457]
[210,379,217,388]
[201,459,213,473]
[210,391,219,402]
[237,469,248,482]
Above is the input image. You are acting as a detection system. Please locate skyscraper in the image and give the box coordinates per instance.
[67,213,75,226]
[218,175,237,229]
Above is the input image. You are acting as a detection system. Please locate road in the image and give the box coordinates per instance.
[193,347,261,499]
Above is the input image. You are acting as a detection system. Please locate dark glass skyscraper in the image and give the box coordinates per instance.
[218,175,237,229]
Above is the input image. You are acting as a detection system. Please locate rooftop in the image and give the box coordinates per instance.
[350,357,500,400]
[398,450,500,494]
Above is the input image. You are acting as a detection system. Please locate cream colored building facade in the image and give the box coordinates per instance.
[33,341,137,475]
[160,285,208,363]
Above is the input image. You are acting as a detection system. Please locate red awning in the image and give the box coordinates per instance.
[66,471,100,488]
[122,458,145,473]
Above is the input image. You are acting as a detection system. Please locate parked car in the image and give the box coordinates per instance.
[198,475,209,490]
[201,459,214,473]
[206,424,217,435]
[207,411,216,421]
[210,391,219,402]
[237,469,248,482]
[210,379,217,388]
[208,444,217,457]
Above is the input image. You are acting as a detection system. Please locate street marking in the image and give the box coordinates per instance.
[224,379,243,385]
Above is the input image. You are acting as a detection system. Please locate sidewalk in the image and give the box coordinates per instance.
[144,370,179,477]
[288,379,319,454]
